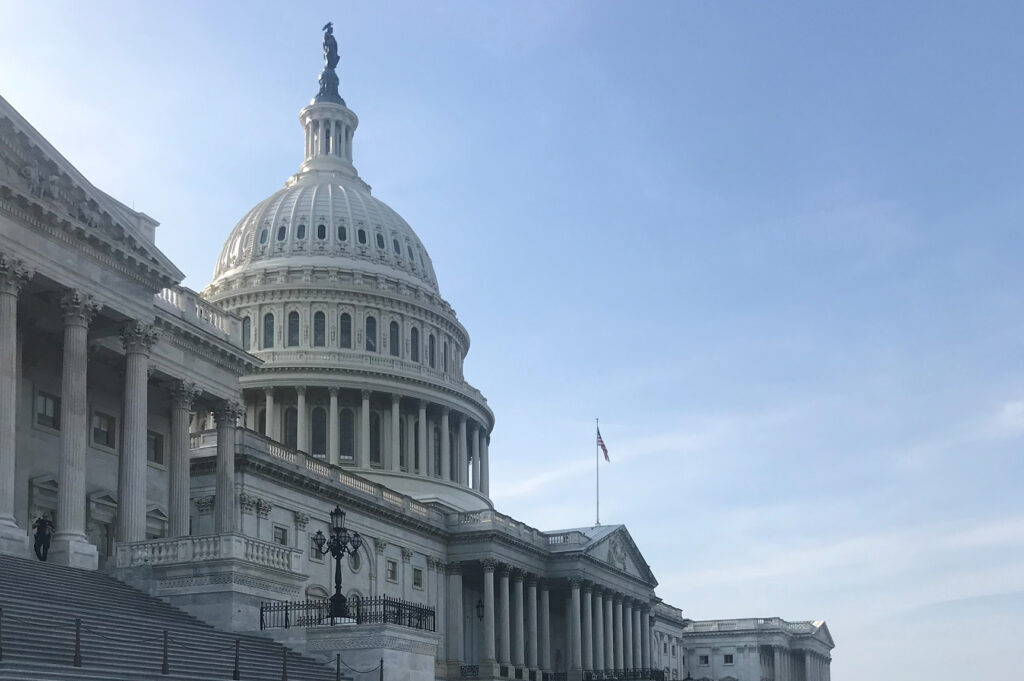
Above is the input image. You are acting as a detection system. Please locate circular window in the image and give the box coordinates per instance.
[348,551,361,572]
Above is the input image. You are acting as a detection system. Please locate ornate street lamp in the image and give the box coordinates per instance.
[312,505,364,618]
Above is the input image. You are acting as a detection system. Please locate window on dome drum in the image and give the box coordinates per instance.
[432,427,442,476]
[393,239,401,255]
[443,341,448,372]
[365,316,377,352]
[724,654,734,665]
[399,419,408,470]
[296,223,306,240]
[339,408,355,460]
[263,313,274,348]
[284,407,298,450]
[147,431,165,466]
[317,223,326,240]
[339,313,352,348]
[428,334,436,369]
[277,225,286,241]
[241,316,251,351]
[259,229,268,245]
[413,419,420,471]
[311,407,327,458]
[407,245,416,268]
[287,311,300,347]
[357,228,367,245]
[35,392,60,430]
[313,312,326,347]
[375,233,385,249]
[389,321,400,357]
[370,412,382,465]
[410,327,420,362]
[338,225,347,241]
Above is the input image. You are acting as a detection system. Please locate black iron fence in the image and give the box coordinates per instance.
[260,596,435,632]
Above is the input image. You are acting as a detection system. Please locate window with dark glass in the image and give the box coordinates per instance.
[428,334,436,369]
[284,407,298,450]
[365,316,377,352]
[699,655,709,666]
[338,224,347,241]
[443,341,448,372]
[413,419,420,471]
[311,407,327,458]
[432,426,441,476]
[317,223,326,240]
[357,229,367,245]
[277,225,286,241]
[296,223,306,239]
[724,654,734,665]
[36,392,60,430]
[389,321,400,357]
[273,526,288,546]
[263,313,275,348]
[393,239,401,254]
[313,312,326,347]
[241,316,251,351]
[370,412,382,465]
[92,412,116,448]
[339,313,352,348]
[375,233,385,249]
[287,311,300,346]
[410,327,420,362]
[340,409,355,459]
[259,229,268,245]
[147,431,165,465]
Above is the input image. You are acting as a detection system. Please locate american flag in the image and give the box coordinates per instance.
[597,426,609,462]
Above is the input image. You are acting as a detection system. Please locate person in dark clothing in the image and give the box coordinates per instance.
[32,514,55,561]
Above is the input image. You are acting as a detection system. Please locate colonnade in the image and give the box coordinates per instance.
[249,386,490,495]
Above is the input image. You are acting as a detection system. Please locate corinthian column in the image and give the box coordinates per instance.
[581,582,593,670]
[329,388,340,465]
[640,606,651,670]
[296,386,307,453]
[482,559,497,666]
[631,603,642,669]
[526,576,538,670]
[116,322,158,543]
[0,255,33,556]
[539,579,551,671]
[613,595,624,671]
[481,432,490,496]
[458,415,468,484]
[498,564,511,664]
[569,577,583,670]
[440,407,451,481]
[512,569,525,667]
[446,562,464,667]
[592,587,605,671]
[623,599,634,671]
[169,381,200,537]
[470,422,480,490]
[214,401,243,532]
[390,394,401,471]
[359,389,371,467]
[51,290,101,568]
[417,400,428,476]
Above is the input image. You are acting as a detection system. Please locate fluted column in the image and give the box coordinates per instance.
[613,595,624,671]
[417,401,428,476]
[526,576,538,670]
[497,565,511,664]
[640,606,650,670]
[0,256,32,555]
[539,579,551,671]
[623,600,634,671]
[569,578,583,670]
[603,592,614,672]
[296,386,308,453]
[214,401,242,532]
[384,394,398,471]
[328,388,340,465]
[512,570,525,667]
[773,647,782,681]
[581,583,593,670]
[117,322,158,543]
[458,415,468,484]
[481,432,490,496]
[51,291,101,568]
[592,587,605,671]
[482,559,497,664]
[631,603,642,669]
[440,407,451,481]
[447,561,464,665]
[264,388,276,440]
[168,381,200,537]
[359,390,370,467]
[471,422,481,490]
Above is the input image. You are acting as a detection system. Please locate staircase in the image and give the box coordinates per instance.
[0,554,338,680]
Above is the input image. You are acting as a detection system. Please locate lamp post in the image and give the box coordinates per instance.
[312,505,364,619]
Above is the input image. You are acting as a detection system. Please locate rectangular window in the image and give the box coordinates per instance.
[663,643,667,654]
[309,535,323,560]
[412,567,423,589]
[724,654,734,665]
[36,392,60,430]
[386,559,398,582]
[147,431,165,465]
[92,412,116,448]
[671,646,676,657]
[273,526,288,546]
[699,655,709,666]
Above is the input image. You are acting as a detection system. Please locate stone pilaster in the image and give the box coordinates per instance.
[214,400,243,532]
[168,381,200,537]
[0,255,33,556]
[359,389,371,467]
[446,561,464,672]
[51,290,101,569]
[390,394,401,471]
[440,407,451,481]
[328,387,340,465]
[116,322,158,543]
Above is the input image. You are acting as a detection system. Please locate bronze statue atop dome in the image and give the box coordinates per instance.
[316,22,344,104]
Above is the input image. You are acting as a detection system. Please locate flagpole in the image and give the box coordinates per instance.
[595,417,600,527]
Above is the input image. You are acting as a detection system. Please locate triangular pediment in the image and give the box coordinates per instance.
[812,621,834,648]
[585,525,658,586]
[0,95,182,288]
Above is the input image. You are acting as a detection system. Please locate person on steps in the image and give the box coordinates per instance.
[32,514,54,561]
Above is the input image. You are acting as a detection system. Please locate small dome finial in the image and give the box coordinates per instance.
[315,22,345,105]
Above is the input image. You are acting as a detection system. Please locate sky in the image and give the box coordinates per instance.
[2,1,1023,679]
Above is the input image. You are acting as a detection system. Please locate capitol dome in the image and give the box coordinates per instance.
[203,47,493,512]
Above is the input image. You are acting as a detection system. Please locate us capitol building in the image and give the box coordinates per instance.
[0,26,833,681]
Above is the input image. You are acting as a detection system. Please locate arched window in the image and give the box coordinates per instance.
[339,313,352,348]
[370,412,382,465]
[296,223,306,240]
[428,334,436,369]
[259,229,268,245]
[410,327,420,362]
[399,419,408,470]
[389,321,400,357]
[413,419,420,472]
[263,313,275,348]
[339,408,355,460]
[241,316,251,351]
[357,228,367,245]
[258,409,266,435]
[276,225,287,241]
[316,223,326,240]
[364,316,377,352]
[337,224,347,241]
[443,341,448,372]
[287,311,300,346]
[432,426,442,476]
[284,407,298,450]
[393,239,401,255]
[313,312,326,347]
[449,431,457,481]
[311,407,327,458]
[375,233,385,249]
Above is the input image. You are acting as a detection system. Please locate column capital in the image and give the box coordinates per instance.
[525,574,537,587]
[60,289,101,326]
[447,560,463,575]
[170,380,201,410]
[440,405,450,416]
[512,567,525,582]
[581,581,593,595]
[496,563,510,577]
[391,392,401,404]
[329,386,339,397]
[401,547,414,562]
[214,400,244,424]
[361,389,372,400]
[0,253,34,295]
[612,593,622,604]
[296,385,307,395]
[481,557,498,572]
[592,584,605,596]
[569,576,583,588]
[373,537,388,554]
[120,321,159,355]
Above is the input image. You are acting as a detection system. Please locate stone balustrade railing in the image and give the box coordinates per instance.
[114,532,301,572]
[448,509,552,549]
[545,531,589,546]
[685,618,819,634]
[155,284,242,345]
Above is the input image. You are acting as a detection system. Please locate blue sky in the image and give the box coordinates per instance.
[3,2,1023,679]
